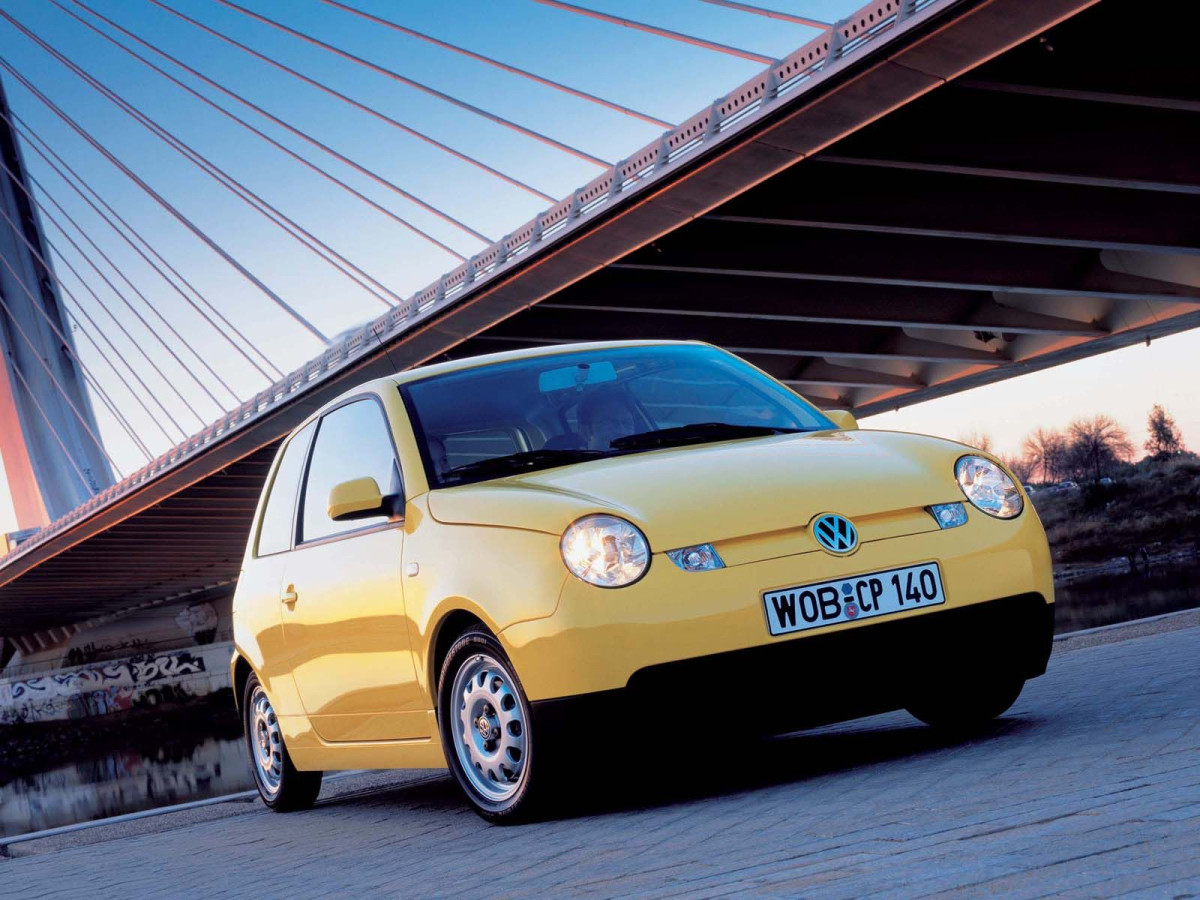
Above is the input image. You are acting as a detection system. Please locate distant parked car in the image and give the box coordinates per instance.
[1059,480,1079,490]
[1022,484,1036,494]
[1099,477,1115,486]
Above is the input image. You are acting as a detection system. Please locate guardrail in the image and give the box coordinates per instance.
[0,0,947,572]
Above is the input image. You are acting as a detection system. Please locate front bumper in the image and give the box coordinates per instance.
[502,507,1054,701]
[532,592,1053,736]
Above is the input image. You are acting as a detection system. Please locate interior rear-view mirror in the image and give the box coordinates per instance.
[538,360,617,393]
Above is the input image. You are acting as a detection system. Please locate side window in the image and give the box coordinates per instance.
[256,422,316,557]
[300,399,401,544]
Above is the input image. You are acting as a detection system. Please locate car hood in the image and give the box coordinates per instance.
[426,429,970,557]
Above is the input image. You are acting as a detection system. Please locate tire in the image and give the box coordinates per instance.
[243,673,323,812]
[437,626,549,824]
[906,673,1025,733]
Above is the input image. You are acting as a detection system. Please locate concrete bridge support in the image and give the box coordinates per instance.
[0,77,112,530]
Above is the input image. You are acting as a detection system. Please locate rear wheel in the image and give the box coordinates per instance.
[243,673,322,811]
[437,627,548,823]
[906,673,1025,733]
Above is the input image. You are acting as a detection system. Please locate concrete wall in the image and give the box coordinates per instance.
[0,642,233,726]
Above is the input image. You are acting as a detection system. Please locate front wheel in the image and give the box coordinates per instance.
[243,673,322,811]
[437,627,547,823]
[906,673,1025,734]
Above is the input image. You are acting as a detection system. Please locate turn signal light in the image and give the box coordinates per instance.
[666,543,725,572]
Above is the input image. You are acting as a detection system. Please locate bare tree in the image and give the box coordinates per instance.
[1022,427,1069,483]
[1044,432,1071,483]
[1145,404,1185,458]
[958,429,994,452]
[1068,415,1134,482]
[1001,454,1036,484]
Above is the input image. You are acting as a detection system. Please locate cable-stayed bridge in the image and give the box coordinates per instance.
[0,0,1197,658]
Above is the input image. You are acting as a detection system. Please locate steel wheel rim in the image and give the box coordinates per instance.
[451,653,529,803]
[248,686,284,797]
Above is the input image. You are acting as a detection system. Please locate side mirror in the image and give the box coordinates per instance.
[825,409,859,431]
[328,477,392,522]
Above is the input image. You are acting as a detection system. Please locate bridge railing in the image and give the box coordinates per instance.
[0,0,947,571]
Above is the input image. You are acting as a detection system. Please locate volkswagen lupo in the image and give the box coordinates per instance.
[232,341,1053,821]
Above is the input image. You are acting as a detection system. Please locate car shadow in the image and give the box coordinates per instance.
[314,710,1044,823]
[581,712,1043,819]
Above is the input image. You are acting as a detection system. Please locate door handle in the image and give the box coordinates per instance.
[281,587,298,608]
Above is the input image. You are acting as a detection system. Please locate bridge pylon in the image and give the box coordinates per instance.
[0,77,113,532]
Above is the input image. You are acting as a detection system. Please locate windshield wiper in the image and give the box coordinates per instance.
[609,422,802,452]
[440,448,610,483]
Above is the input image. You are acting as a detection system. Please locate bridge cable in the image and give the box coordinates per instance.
[531,0,776,63]
[0,200,157,457]
[6,108,283,383]
[0,156,222,430]
[144,0,554,205]
[0,176,183,449]
[696,0,829,28]
[0,110,237,414]
[65,350,154,460]
[0,256,127,479]
[213,0,612,168]
[0,193,193,444]
[0,59,330,345]
[0,14,410,313]
[61,0,490,256]
[0,188,188,447]
[75,364,155,462]
[7,363,96,493]
[62,307,180,452]
[321,0,674,129]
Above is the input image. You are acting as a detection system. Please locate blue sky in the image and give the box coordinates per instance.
[0,0,1197,532]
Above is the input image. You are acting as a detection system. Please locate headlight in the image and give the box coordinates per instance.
[955,455,1023,519]
[560,514,650,587]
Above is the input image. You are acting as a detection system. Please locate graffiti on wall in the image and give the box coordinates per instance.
[9,651,206,699]
[64,638,151,668]
[0,643,231,725]
[176,602,220,645]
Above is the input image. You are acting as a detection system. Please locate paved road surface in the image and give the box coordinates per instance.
[4,622,1198,899]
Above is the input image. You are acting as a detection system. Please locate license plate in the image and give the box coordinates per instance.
[763,562,946,636]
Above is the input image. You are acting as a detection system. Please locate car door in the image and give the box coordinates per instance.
[280,396,425,742]
[239,421,316,714]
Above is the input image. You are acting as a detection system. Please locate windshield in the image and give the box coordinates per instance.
[400,344,834,488]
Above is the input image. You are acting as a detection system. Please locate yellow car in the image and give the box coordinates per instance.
[231,340,1053,821]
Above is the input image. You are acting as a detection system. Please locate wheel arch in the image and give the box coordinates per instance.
[231,652,254,713]
[429,609,492,704]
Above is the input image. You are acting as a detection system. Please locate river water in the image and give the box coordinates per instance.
[1053,556,1200,633]
[1,735,251,839]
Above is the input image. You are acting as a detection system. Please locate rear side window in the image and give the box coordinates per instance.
[300,398,401,544]
[256,422,316,557]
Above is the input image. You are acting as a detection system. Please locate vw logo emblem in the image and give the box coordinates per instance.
[812,513,858,555]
